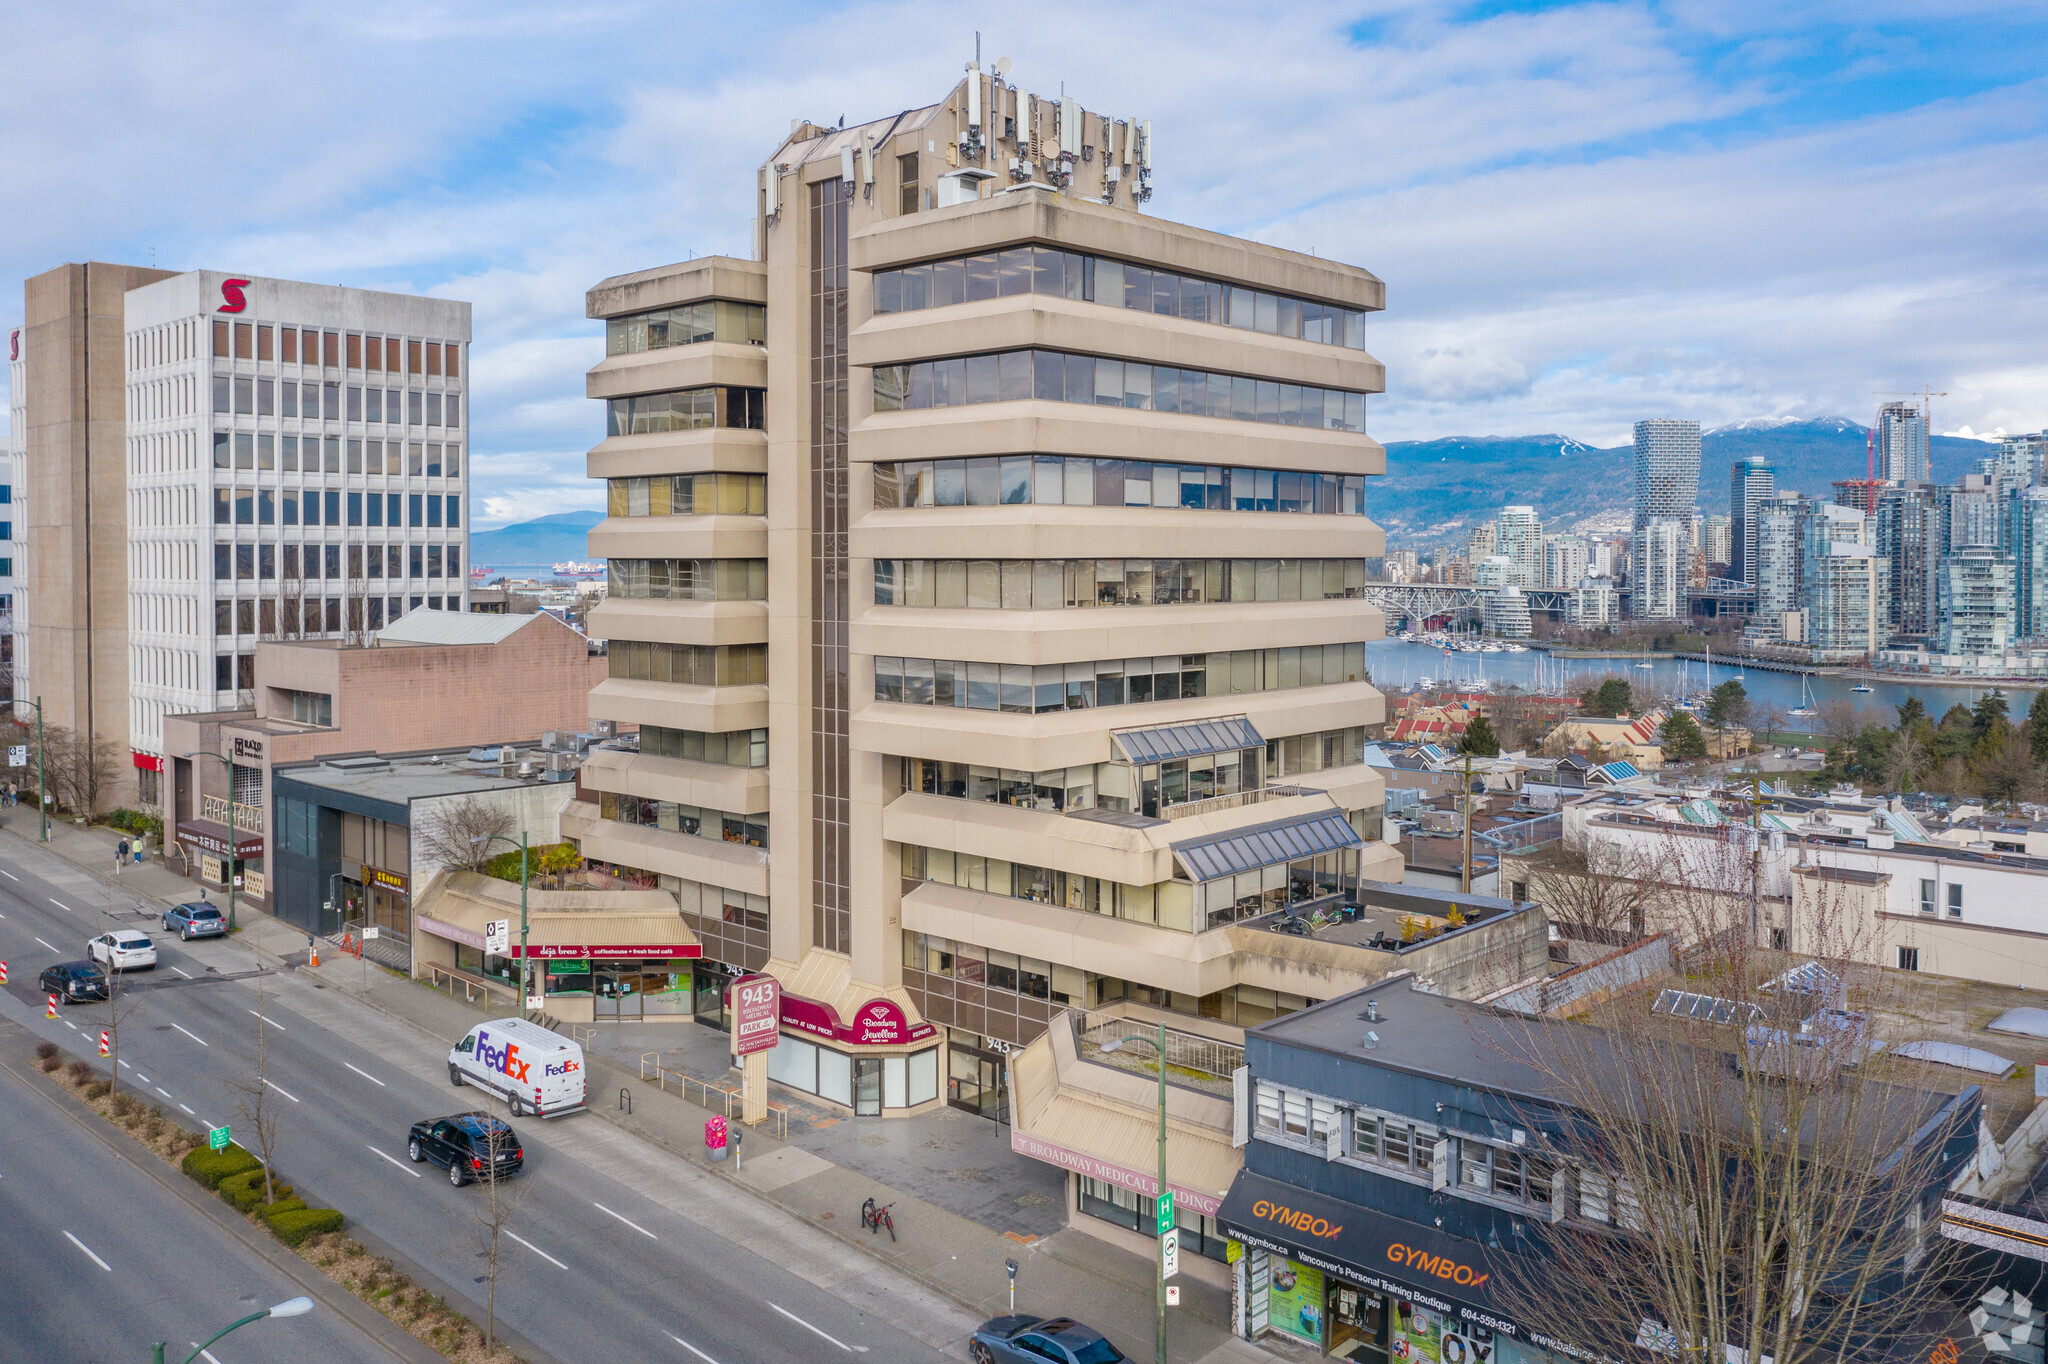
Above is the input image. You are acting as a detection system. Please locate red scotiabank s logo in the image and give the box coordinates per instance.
[218,279,250,313]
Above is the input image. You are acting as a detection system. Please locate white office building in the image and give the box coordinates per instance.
[1630,419,1700,619]
[1878,402,1931,486]
[1634,517,1688,622]
[1493,505,1542,589]
[1543,535,1588,591]
[121,271,471,793]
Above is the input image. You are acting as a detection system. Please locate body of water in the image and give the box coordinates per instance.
[472,563,603,582]
[1366,639,2042,733]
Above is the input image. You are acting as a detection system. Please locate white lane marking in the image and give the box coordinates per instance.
[63,1021,76,1031]
[178,1103,195,1115]
[63,1231,112,1272]
[594,1202,658,1239]
[263,1077,300,1103]
[34,936,57,952]
[191,1347,224,1364]
[369,1146,422,1178]
[136,1073,149,1084]
[170,967,192,979]
[156,1088,174,1100]
[169,1023,208,1047]
[248,1010,285,1032]
[117,1059,129,1069]
[670,1336,721,1363]
[0,868,17,879]
[504,1230,567,1270]
[49,899,71,913]
[768,1302,859,1352]
[343,1062,385,1087]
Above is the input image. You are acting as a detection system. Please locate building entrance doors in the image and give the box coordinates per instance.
[596,967,644,1021]
[854,1057,883,1116]
[947,1039,1008,1120]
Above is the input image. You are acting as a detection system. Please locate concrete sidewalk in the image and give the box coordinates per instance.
[14,818,1272,1364]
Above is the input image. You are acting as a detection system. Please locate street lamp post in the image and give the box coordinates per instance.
[12,696,48,842]
[475,831,531,1010]
[152,1295,313,1362]
[182,750,241,933]
[1104,1026,1170,1364]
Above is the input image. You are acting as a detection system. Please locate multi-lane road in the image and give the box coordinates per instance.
[0,834,975,1363]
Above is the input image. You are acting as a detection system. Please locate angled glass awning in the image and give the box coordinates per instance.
[1171,809,1363,883]
[1111,716,1264,765]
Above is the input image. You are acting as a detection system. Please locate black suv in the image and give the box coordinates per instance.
[407,1113,523,1186]
[39,960,109,1004]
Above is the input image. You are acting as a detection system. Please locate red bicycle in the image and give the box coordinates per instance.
[860,1196,896,1242]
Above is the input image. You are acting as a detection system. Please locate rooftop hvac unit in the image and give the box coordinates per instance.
[541,730,562,751]
[548,751,577,772]
[590,720,616,739]
[516,761,540,778]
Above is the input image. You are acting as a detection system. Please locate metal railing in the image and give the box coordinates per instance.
[199,795,263,833]
[638,1052,789,1139]
[425,963,517,1010]
[1476,811,1562,854]
[1162,784,1316,821]
[1071,1010,1243,1096]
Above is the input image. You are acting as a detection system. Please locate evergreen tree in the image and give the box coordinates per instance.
[1662,711,1710,761]
[1459,713,1501,757]
[1895,695,1928,732]
[1580,678,1634,718]
[1704,680,1749,732]
[1971,689,2011,746]
[2031,691,2048,766]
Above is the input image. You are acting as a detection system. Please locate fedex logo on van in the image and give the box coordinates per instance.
[545,1058,579,1078]
[475,1029,530,1083]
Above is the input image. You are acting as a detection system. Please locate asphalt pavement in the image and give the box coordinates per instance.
[0,1039,400,1363]
[0,835,975,1364]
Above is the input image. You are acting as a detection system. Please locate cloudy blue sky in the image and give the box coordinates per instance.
[4,0,2044,527]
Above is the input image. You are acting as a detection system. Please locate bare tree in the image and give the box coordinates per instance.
[1976,731,2043,807]
[417,796,516,873]
[1884,723,1927,794]
[473,1118,527,1353]
[1483,866,1967,1364]
[224,978,286,1204]
[1513,841,1667,942]
[99,939,142,1102]
[38,723,122,817]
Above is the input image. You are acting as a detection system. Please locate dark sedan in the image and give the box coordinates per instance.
[407,1113,523,1187]
[39,960,109,1004]
[970,1316,1127,1364]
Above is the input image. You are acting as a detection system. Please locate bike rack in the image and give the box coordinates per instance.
[619,1087,633,1114]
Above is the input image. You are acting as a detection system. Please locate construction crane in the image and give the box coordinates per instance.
[1872,387,1948,486]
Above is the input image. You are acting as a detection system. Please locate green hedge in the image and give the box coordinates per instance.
[268,1207,344,1247]
[182,1144,259,1189]
[219,1168,292,1211]
[261,1195,308,1220]
[104,808,164,838]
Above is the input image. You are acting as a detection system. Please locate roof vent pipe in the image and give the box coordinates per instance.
[1366,1000,1381,1023]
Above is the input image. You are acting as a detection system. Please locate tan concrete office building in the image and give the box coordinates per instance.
[570,71,1399,1117]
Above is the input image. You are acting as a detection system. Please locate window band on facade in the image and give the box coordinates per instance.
[873,558,1370,609]
[870,244,1370,351]
[873,455,1367,515]
[871,349,1367,433]
[874,643,1368,713]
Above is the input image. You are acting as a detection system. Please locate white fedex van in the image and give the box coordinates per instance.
[449,1018,587,1118]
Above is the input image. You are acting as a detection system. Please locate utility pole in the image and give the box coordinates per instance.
[1748,771,1764,948]
[1155,1020,1168,1364]
[1461,752,1475,895]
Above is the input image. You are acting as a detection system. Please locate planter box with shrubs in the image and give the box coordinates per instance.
[268,1207,344,1247]
[181,1143,260,1189]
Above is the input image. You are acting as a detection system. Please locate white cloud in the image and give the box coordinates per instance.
[3,0,2043,517]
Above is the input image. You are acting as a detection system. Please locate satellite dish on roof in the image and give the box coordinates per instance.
[995,56,1013,74]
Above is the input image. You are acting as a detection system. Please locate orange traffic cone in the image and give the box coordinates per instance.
[310,943,319,967]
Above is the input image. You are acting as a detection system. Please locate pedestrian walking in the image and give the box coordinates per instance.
[115,839,128,875]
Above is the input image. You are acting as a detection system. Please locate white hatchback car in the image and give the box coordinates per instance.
[88,930,158,972]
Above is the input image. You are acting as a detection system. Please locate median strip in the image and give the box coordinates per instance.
[37,1040,529,1361]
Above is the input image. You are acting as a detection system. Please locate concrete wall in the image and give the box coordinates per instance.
[22,262,177,805]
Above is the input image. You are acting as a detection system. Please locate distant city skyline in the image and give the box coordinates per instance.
[3,3,2043,528]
